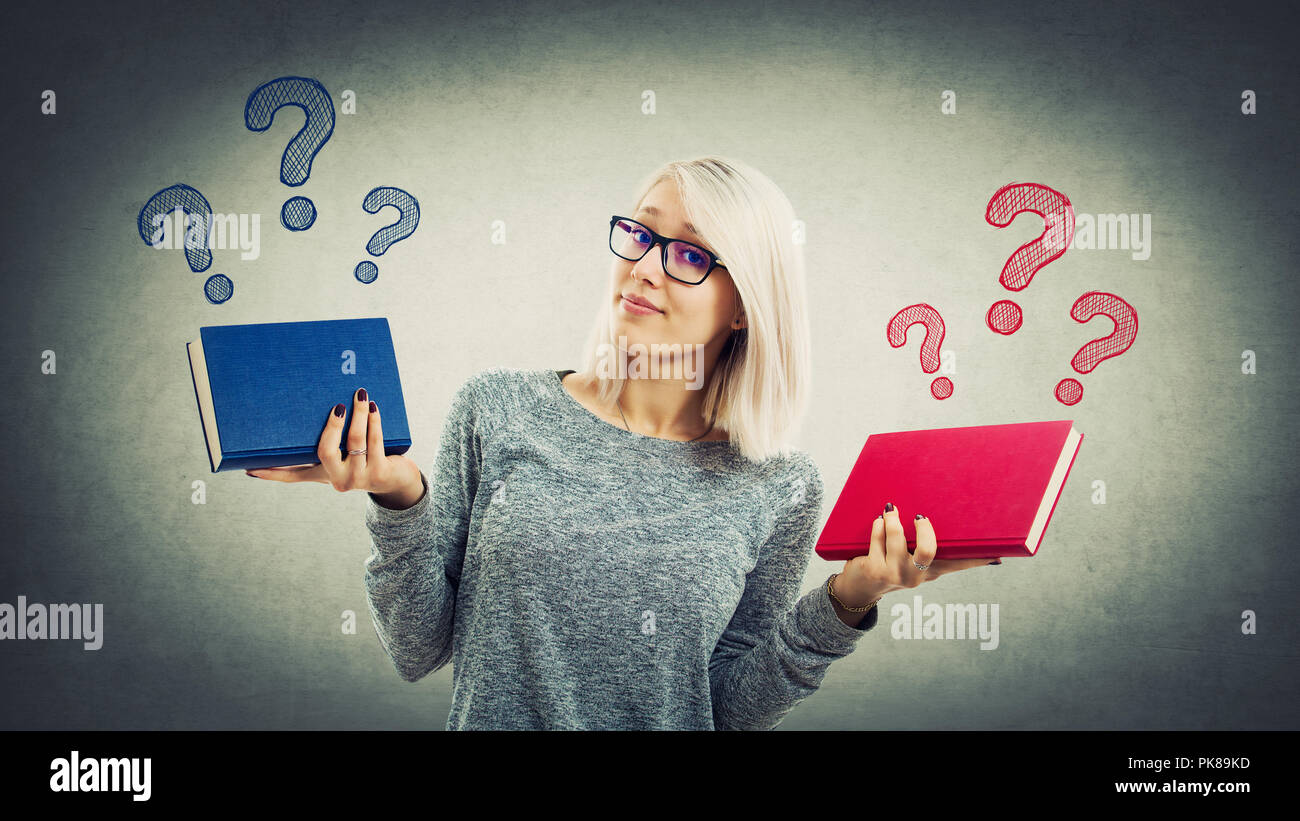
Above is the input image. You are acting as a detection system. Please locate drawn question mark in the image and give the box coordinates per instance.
[1055,291,1138,405]
[244,76,335,231]
[354,187,420,284]
[984,182,1075,335]
[137,183,234,304]
[886,303,953,399]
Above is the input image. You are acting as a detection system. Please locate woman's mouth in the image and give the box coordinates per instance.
[621,296,662,315]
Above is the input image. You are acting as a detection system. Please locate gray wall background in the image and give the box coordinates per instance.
[1,0,1296,729]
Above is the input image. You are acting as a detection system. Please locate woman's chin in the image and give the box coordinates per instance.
[611,321,645,345]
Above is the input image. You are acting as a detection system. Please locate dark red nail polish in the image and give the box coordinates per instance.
[357,388,367,402]
[885,502,894,513]
[369,401,376,413]
[333,403,345,417]
[988,559,1002,565]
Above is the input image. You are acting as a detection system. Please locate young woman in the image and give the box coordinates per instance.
[247,156,995,730]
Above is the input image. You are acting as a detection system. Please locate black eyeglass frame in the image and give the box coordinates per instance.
[608,215,727,285]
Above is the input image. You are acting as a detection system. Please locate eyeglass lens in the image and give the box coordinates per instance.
[610,218,713,283]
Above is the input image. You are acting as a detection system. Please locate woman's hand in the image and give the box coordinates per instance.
[244,387,423,506]
[830,502,997,621]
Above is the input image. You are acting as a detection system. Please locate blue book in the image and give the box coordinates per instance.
[186,317,412,472]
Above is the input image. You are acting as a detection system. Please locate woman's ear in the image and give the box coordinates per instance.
[732,309,747,331]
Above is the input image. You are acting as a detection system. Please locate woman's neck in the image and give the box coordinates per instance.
[616,373,715,440]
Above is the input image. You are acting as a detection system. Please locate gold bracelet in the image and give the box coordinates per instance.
[827,573,883,613]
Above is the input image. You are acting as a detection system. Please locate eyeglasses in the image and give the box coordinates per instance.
[608,216,726,285]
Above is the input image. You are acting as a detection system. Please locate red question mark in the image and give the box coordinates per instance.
[1055,291,1138,405]
[984,182,1075,335]
[886,303,953,400]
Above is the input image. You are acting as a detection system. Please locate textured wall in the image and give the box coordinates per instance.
[1,0,1296,729]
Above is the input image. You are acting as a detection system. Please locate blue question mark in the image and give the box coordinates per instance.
[244,76,335,231]
[355,187,420,284]
[137,183,234,304]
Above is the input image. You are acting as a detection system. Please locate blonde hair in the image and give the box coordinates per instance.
[576,155,812,463]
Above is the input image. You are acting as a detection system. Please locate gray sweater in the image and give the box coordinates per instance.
[362,367,878,730]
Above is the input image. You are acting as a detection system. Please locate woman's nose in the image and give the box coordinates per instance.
[631,243,665,281]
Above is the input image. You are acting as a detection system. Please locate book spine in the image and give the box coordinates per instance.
[216,441,412,472]
[815,541,1034,561]
[187,342,218,474]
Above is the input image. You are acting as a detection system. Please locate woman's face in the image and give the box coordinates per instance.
[608,180,743,371]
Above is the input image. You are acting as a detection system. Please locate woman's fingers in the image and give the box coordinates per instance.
[863,503,1003,584]
[246,463,328,483]
[911,514,939,580]
[884,504,925,587]
[366,396,386,483]
[250,391,375,491]
[344,388,370,488]
[868,513,888,572]
[925,557,1003,578]
[317,401,347,484]
[882,504,917,583]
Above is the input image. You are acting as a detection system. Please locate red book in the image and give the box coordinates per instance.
[815,420,1084,561]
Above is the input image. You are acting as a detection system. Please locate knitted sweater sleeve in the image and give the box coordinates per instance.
[708,455,879,730]
[361,374,482,682]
